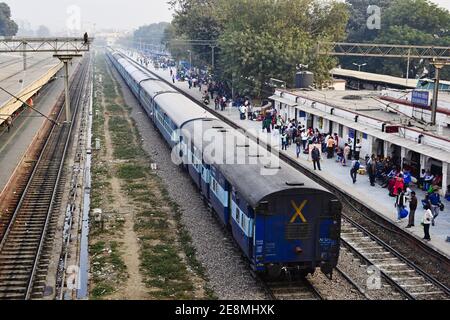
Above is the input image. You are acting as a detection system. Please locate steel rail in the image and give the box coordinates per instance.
[25,56,90,299]
[0,56,89,299]
[342,215,450,298]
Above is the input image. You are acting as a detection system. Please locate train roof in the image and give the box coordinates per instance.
[155,92,217,127]
[182,119,329,208]
[110,49,217,127]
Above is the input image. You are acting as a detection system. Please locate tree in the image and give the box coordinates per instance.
[36,25,50,37]
[345,0,392,43]
[343,0,450,80]
[134,22,170,47]
[169,0,223,67]
[0,2,18,36]
[217,0,349,96]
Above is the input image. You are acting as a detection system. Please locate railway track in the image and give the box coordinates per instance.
[264,278,323,300]
[0,55,90,300]
[118,52,450,300]
[341,216,450,300]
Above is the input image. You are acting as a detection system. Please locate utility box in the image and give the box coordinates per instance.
[295,71,314,89]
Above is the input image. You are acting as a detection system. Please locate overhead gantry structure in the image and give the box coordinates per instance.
[316,42,450,126]
[0,37,92,123]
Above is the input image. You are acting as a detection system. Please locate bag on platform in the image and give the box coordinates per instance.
[400,208,409,219]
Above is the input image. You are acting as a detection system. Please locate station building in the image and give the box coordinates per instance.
[270,86,450,196]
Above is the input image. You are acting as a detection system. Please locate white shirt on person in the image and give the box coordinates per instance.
[423,209,434,225]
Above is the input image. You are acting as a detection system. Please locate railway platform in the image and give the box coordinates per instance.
[0,56,80,192]
[0,52,62,126]
[144,61,450,259]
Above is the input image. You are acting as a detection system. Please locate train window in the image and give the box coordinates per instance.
[235,208,240,224]
[241,215,246,230]
[212,180,218,193]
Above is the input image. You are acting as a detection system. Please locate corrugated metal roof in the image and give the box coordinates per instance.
[270,95,299,107]
[331,68,418,89]
[297,103,450,163]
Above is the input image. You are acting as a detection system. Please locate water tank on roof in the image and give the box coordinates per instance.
[295,71,314,89]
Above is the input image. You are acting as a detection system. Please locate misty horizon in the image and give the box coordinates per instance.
[5,0,174,34]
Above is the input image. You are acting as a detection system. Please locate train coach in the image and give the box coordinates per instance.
[107,48,342,278]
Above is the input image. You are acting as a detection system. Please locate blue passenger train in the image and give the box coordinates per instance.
[107,49,342,278]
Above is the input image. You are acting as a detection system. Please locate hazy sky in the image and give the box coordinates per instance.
[4,0,450,33]
[5,0,174,32]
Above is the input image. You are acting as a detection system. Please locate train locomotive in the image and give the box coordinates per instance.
[107,48,342,278]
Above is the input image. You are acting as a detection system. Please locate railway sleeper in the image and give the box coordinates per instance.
[2,237,40,242]
[0,248,36,254]
[0,274,30,281]
[0,253,37,259]
[8,231,43,237]
[11,226,44,232]
[0,280,28,287]
[13,219,47,224]
[0,259,35,266]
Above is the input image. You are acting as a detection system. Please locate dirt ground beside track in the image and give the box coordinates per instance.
[88,51,207,300]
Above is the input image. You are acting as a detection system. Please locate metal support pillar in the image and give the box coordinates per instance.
[429,59,450,126]
[54,54,82,123]
[22,42,27,70]
[431,63,443,126]
[64,60,71,122]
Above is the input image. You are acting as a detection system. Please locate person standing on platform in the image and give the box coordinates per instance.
[350,159,361,184]
[395,188,407,222]
[281,131,288,151]
[311,146,321,171]
[327,136,335,159]
[406,191,417,228]
[354,139,362,160]
[334,133,339,149]
[343,144,351,166]
[367,155,377,186]
[422,204,433,241]
[428,187,442,226]
[239,104,247,120]
[295,134,302,158]
[301,130,308,152]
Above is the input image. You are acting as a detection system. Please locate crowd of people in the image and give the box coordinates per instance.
[261,118,448,242]
[161,58,448,244]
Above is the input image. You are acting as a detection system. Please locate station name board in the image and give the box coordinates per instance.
[411,90,430,108]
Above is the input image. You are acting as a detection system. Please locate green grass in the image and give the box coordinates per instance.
[141,244,187,279]
[117,164,147,180]
[91,283,115,300]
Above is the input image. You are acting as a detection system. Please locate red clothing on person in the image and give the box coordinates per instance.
[393,177,405,196]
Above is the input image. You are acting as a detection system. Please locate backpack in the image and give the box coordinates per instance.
[354,161,360,171]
